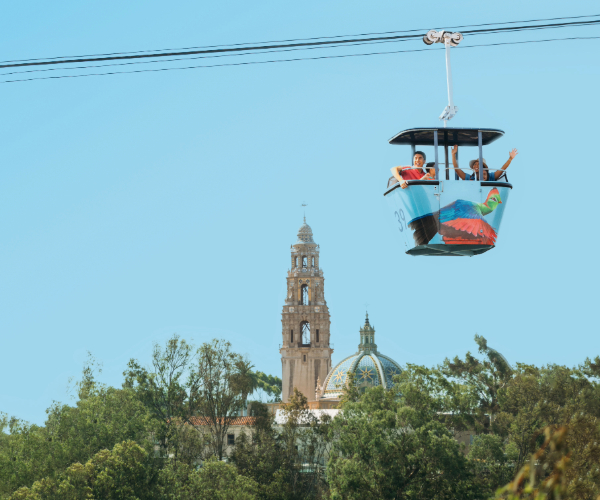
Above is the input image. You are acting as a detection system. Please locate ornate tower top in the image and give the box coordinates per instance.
[296,217,315,244]
[287,218,323,294]
[359,313,377,354]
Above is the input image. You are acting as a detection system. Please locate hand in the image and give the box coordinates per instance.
[451,144,458,156]
[421,172,433,180]
[509,148,518,160]
[401,180,409,189]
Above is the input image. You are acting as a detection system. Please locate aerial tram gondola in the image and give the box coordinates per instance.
[384,30,513,256]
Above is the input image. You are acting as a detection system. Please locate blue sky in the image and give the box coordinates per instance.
[1,0,599,425]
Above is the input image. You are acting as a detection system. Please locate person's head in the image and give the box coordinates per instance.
[413,151,426,168]
[470,158,490,180]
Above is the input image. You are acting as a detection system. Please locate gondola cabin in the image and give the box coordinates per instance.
[384,127,512,256]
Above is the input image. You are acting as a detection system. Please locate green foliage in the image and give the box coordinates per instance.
[231,392,329,500]
[159,458,259,500]
[253,372,282,402]
[123,334,204,463]
[3,335,599,500]
[196,339,252,460]
[9,440,156,500]
[124,336,256,462]
[230,402,288,499]
[0,380,151,497]
[279,389,330,499]
[468,434,514,498]
[441,334,514,433]
[328,380,476,500]
[494,362,600,496]
[495,427,572,500]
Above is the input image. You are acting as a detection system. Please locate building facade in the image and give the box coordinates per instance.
[280,219,333,403]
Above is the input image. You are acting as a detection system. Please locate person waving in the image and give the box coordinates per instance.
[451,145,518,181]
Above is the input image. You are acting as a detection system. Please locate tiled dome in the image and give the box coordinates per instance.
[320,314,402,400]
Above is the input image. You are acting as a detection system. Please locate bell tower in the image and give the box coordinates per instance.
[280,218,333,403]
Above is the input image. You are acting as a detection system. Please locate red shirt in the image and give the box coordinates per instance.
[399,167,426,180]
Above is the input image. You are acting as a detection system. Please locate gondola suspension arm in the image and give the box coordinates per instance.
[423,30,463,127]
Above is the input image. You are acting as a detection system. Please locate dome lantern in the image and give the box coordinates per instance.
[359,312,377,354]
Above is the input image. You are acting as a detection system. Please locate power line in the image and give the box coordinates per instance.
[2,13,598,65]
[2,36,597,84]
[0,18,598,70]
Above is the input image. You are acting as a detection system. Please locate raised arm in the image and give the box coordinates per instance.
[451,145,466,180]
[493,148,518,180]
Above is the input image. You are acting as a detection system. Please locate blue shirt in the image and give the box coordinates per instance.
[464,172,496,181]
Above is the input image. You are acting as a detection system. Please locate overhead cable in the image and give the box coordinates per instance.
[0,18,598,70]
[3,23,598,78]
[2,36,598,84]
[1,13,598,65]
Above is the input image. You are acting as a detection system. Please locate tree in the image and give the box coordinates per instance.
[327,375,476,500]
[195,339,253,460]
[0,415,54,498]
[159,457,259,500]
[234,359,259,413]
[9,440,156,500]
[253,372,282,403]
[278,389,330,500]
[124,336,254,462]
[441,334,513,433]
[123,334,204,463]
[229,402,288,500]
[230,393,330,500]
[468,434,514,499]
[0,365,152,497]
[496,363,600,498]
[495,427,571,500]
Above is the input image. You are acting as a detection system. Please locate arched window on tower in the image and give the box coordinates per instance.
[302,256,307,267]
[301,284,309,305]
[295,257,298,267]
[311,257,315,267]
[301,321,310,346]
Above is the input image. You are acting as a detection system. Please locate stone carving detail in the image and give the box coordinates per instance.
[315,377,323,400]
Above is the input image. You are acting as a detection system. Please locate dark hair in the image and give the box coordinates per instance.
[414,151,426,162]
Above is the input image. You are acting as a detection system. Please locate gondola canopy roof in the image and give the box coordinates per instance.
[389,127,504,147]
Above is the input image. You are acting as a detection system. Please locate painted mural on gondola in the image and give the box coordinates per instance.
[386,181,511,253]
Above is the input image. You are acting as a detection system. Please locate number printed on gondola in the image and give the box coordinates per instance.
[395,210,405,232]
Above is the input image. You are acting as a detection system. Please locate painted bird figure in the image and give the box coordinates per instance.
[408,188,502,246]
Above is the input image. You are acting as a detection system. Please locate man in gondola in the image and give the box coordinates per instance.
[390,151,435,189]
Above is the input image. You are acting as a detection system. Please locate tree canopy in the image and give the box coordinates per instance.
[1,336,598,500]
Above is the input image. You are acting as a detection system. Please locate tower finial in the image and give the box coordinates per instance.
[302,202,307,223]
